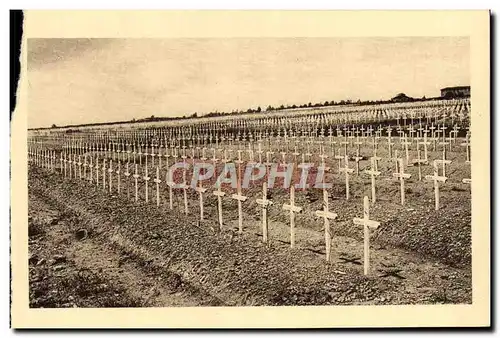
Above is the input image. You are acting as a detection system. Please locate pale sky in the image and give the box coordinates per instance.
[27,37,470,128]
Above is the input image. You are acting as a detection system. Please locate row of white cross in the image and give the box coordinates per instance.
[30,151,382,275]
[29,120,470,154]
[29,149,472,275]
[30,134,471,210]
[34,122,470,152]
[30,129,471,177]
[28,97,469,143]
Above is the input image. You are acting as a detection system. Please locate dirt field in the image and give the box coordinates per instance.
[28,137,472,306]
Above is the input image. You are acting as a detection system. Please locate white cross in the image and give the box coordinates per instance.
[123,162,131,197]
[339,155,354,200]
[133,164,140,203]
[435,147,452,177]
[231,190,248,234]
[461,132,471,163]
[142,163,151,203]
[364,157,381,204]
[213,185,226,230]
[411,146,428,181]
[425,161,447,210]
[387,128,394,157]
[108,159,114,193]
[353,139,363,175]
[60,154,64,176]
[314,189,337,262]
[401,134,412,165]
[73,154,78,179]
[195,183,207,220]
[94,157,99,185]
[256,182,273,243]
[283,185,303,248]
[419,133,431,161]
[353,196,380,275]
[102,158,107,190]
[318,152,330,173]
[256,143,264,163]
[392,158,411,205]
[83,155,88,179]
[116,161,121,194]
[153,166,162,207]
[334,149,344,172]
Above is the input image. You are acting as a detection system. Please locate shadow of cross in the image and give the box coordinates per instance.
[378,268,406,280]
[339,256,362,265]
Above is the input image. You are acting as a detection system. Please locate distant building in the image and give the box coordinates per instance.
[391,93,414,103]
[440,86,470,98]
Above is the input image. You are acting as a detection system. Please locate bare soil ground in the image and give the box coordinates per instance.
[29,137,471,307]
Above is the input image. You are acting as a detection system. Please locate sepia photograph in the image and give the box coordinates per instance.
[11,10,490,328]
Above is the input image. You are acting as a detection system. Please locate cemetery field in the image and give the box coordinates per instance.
[27,99,473,307]
[28,151,472,306]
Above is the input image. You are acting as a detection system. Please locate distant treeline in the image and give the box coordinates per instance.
[33,95,446,131]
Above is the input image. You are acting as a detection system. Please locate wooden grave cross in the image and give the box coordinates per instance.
[127,144,132,163]
[150,145,156,167]
[339,155,354,200]
[213,184,226,230]
[102,158,107,190]
[435,146,452,177]
[364,157,381,204]
[353,196,380,275]
[257,142,264,163]
[452,125,460,143]
[166,172,175,210]
[387,131,395,158]
[195,180,207,220]
[231,186,248,234]
[256,182,273,243]
[83,155,88,179]
[138,145,143,165]
[153,166,162,207]
[444,130,453,151]
[429,123,437,146]
[353,136,363,175]
[371,143,381,172]
[425,161,447,210]
[283,185,303,248]
[94,157,99,186]
[305,138,312,162]
[411,147,428,181]
[392,149,401,173]
[402,134,411,166]
[315,189,337,262]
[211,148,219,177]
[420,132,431,161]
[292,145,300,166]
[144,146,150,168]
[392,158,411,205]
[68,154,76,178]
[334,148,344,172]
[319,150,330,174]
[181,152,189,215]
[461,132,471,163]
[108,159,114,193]
[201,147,208,161]
[61,153,66,177]
[340,136,349,157]
[408,125,416,140]
[133,163,140,203]
[116,161,121,194]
